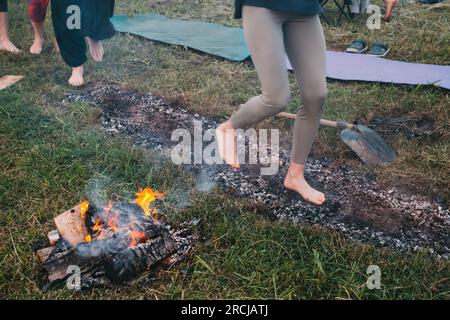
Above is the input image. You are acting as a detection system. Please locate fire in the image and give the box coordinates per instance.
[129,230,147,247]
[80,201,89,218]
[134,187,165,217]
[80,187,165,247]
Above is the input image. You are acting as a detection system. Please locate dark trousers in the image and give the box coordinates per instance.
[0,0,7,12]
[51,0,115,67]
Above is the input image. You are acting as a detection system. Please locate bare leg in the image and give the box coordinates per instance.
[216,120,240,168]
[284,163,326,205]
[30,21,44,54]
[68,65,84,87]
[87,37,104,62]
[384,0,397,22]
[0,12,20,53]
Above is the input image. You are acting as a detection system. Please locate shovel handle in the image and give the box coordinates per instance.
[277,112,354,130]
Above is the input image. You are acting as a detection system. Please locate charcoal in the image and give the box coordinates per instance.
[74,233,129,260]
[104,234,178,283]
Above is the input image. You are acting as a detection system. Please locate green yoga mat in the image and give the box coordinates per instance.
[111,13,250,62]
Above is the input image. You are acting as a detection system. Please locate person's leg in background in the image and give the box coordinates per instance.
[85,0,116,62]
[350,0,362,14]
[217,6,291,169]
[0,0,20,53]
[350,0,371,15]
[283,15,327,205]
[51,0,87,86]
[384,0,397,22]
[29,0,49,54]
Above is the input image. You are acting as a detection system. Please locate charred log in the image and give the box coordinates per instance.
[104,234,178,283]
[74,233,129,260]
[74,218,166,260]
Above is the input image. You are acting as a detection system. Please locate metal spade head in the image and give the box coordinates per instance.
[340,125,397,165]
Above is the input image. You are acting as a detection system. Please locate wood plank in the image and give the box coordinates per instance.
[54,204,88,247]
[47,230,60,245]
[36,247,55,264]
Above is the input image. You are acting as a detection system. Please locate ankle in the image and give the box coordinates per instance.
[219,120,235,131]
[287,163,305,179]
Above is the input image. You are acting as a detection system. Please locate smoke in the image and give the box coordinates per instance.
[83,175,112,209]
[195,169,216,193]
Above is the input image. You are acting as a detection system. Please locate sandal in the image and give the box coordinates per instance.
[345,38,368,54]
[366,42,390,57]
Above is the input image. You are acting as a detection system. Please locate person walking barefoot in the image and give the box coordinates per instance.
[217,0,328,205]
[0,0,20,53]
[51,0,115,86]
[29,0,49,55]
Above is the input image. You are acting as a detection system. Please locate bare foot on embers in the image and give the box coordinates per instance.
[284,163,326,206]
[216,121,240,169]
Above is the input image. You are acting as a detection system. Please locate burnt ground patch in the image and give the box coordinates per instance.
[368,113,441,140]
[65,83,450,259]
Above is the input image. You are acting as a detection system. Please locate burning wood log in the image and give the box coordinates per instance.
[36,187,192,288]
[104,233,178,283]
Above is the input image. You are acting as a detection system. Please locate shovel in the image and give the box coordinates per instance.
[277,112,397,165]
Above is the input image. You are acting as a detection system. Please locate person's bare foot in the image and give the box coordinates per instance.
[30,37,44,55]
[69,65,84,87]
[284,164,326,206]
[87,38,104,62]
[216,121,240,169]
[0,39,20,54]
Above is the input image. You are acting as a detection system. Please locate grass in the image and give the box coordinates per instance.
[0,0,449,299]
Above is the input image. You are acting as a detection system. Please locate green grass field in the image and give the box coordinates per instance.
[0,0,449,299]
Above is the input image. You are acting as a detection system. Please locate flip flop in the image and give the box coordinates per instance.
[366,42,390,57]
[345,38,368,54]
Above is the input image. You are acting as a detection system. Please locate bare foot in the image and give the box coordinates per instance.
[216,121,240,169]
[0,39,20,54]
[69,66,84,87]
[87,38,104,62]
[284,164,326,206]
[30,37,44,55]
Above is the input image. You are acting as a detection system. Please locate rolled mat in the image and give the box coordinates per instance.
[111,13,450,90]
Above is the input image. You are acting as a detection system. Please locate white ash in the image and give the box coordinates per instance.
[66,84,450,259]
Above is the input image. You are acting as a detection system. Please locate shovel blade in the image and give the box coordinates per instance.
[340,125,397,165]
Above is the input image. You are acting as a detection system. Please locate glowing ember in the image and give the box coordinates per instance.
[129,230,147,248]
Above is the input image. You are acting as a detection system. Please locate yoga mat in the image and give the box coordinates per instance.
[0,75,24,91]
[111,13,249,62]
[111,14,450,90]
[286,52,450,90]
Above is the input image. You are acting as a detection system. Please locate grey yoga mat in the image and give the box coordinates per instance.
[111,13,450,90]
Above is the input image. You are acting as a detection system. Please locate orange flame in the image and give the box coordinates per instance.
[80,187,165,246]
[129,230,147,247]
[134,187,165,216]
[80,201,89,219]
